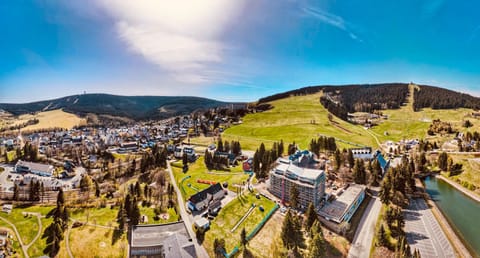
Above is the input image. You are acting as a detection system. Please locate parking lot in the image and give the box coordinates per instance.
[404,198,454,258]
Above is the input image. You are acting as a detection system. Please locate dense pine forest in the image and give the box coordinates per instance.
[413,85,480,111]
[320,83,409,120]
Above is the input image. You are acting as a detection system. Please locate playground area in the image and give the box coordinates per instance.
[203,192,278,258]
[171,156,250,200]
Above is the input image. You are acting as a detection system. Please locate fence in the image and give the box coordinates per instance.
[224,203,279,258]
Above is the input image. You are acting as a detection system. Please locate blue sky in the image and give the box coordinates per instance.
[1,0,480,103]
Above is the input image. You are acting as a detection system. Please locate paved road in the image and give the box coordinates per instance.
[404,198,454,258]
[166,162,209,258]
[348,189,382,258]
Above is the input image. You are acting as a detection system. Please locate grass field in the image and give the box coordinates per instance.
[57,226,127,258]
[0,109,86,131]
[203,192,276,257]
[441,154,480,195]
[70,207,119,227]
[222,92,378,151]
[0,205,54,258]
[171,156,250,200]
[222,85,480,151]
[0,209,40,245]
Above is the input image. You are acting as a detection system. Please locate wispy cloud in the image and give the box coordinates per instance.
[302,6,361,42]
[95,1,245,84]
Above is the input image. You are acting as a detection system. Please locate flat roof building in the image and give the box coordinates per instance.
[15,160,54,177]
[129,221,196,258]
[269,157,326,209]
[318,184,366,224]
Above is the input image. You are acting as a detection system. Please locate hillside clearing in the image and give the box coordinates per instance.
[0,109,86,131]
[222,92,378,151]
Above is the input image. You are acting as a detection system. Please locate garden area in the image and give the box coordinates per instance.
[171,156,250,200]
[202,192,277,257]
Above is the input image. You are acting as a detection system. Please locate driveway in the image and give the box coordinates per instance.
[348,189,382,258]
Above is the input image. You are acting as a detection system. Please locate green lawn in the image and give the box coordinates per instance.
[0,220,23,258]
[203,192,277,257]
[171,156,250,200]
[0,205,54,258]
[70,207,119,227]
[441,154,480,195]
[223,85,480,151]
[222,92,378,150]
[139,206,180,224]
[58,226,127,258]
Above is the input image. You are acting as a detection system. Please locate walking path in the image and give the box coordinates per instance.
[25,213,42,249]
[348,189,382,258]
[0,216,29,258]
[65,223,74,258]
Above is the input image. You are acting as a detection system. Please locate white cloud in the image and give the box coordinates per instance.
[302,6,361,42]
[96,1,245,83]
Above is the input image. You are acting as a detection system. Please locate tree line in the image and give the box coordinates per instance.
[414,84,480,111]
[320,84,409,121]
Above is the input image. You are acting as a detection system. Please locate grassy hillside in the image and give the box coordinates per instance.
[369,84,480,143]
[221,85,480,151]
[222,92,378,150]
[0,109,86,131]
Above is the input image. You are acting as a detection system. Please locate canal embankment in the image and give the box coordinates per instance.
[423,176,480,257]
[437,175,480,203]
[416,178,472,258]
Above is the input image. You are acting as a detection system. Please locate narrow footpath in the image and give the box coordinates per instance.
[0,216,29,258]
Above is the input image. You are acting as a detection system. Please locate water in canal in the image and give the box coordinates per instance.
[423,176,480,256]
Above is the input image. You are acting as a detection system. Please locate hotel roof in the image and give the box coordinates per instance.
[319,184,366,223]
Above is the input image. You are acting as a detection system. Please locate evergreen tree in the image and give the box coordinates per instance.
[308,233,326,258]
[117,203,126,232]
[281,211,296,249]
[95,180,100,198]
[353,159,367,184]
[217,138,224,152]
[240,227,247,246]
[379,178,391,204]
[347,150,355,168]
[438,152,448,171]
[334,149,342,170]
[290,184,299,209]
[213,238,226,258]
[304,202,317,231]
[130,197,141,225]
[13,184,19,201]
[377,224,388,247]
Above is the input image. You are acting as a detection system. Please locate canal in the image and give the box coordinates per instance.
[423,176,480,256]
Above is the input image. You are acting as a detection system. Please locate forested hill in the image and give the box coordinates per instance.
[258,83,480,121]
[413,85,480,111]
[0,94,240,120]
[259,83,410,120]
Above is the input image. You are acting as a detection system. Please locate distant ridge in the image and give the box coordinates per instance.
[0,94,242,120]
